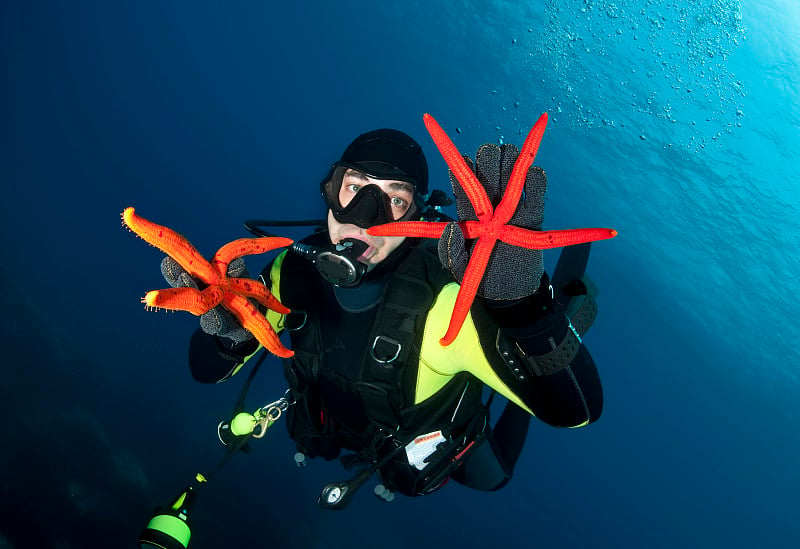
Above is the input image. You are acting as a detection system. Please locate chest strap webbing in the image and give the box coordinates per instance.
[356,270,435,430]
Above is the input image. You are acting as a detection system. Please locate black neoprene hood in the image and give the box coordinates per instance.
[339,128,429,196]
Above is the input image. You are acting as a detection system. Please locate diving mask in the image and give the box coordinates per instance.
[321,163,420,228]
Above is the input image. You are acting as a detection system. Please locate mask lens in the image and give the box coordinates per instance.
[323,164,418,223]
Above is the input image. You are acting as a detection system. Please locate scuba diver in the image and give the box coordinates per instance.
[156,126,604,510]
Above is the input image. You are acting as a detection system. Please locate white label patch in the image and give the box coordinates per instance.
[404,430,446,470]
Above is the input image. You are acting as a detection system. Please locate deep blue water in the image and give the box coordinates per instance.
[1,1,798,548]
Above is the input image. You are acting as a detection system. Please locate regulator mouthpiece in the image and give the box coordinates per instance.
[291,238,368,287]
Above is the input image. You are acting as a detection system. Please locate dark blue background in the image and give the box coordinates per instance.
[2,1,798,548]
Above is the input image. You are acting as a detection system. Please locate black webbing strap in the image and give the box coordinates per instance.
[358,271,435,428]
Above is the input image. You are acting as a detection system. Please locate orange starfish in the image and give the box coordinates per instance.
[122,207,295,358]
[368,113,618,346]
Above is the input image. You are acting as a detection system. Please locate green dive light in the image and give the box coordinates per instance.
[138,349,290,547]
[139,475,206,549]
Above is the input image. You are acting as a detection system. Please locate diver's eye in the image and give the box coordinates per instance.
[345,183,361,194]
[390,196,408,208]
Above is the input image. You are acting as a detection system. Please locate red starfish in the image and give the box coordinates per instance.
[368,113,618,346]
[122,207,295,358]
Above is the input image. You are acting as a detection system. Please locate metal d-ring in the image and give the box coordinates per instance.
[370,335,401,364]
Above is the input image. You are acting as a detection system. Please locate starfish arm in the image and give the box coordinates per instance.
[460,220,490,239]
[424,114,494,222]
[142,286,224,315]
[371,220,495,242]
[228,277,291,315]
[122,207,219,283]
[500,226,618,250]
[440,236,497,346]
[494,113,549,224]
[224,294,294,358]
[367,221,448,239]
[213,237,294,277]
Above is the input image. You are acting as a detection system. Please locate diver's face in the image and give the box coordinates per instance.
[327,175,413,270]
[338,169,415,221]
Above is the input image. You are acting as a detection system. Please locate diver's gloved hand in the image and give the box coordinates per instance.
[438,143,547,301]
[160,256,255,345]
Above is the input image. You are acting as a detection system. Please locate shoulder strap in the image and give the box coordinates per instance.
[357,245,452,429]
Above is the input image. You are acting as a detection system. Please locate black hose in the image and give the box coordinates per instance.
[243,219,326,238]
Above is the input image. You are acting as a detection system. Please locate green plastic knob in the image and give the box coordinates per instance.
[230,412,256,436]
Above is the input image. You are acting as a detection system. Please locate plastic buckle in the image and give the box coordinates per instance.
[370,335,402,364]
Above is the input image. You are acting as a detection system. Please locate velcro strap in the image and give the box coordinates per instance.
[526,326,581,376]
[497,324,582,378]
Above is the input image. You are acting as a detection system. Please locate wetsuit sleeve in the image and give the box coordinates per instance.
[417,278,602,428]
[187,252,288,383]
[475,277,603,428]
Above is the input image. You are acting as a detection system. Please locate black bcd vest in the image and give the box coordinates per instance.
[277,232,490,496]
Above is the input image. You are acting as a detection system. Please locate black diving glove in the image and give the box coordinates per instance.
[438,143,547,301]
[160,256,255,345]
